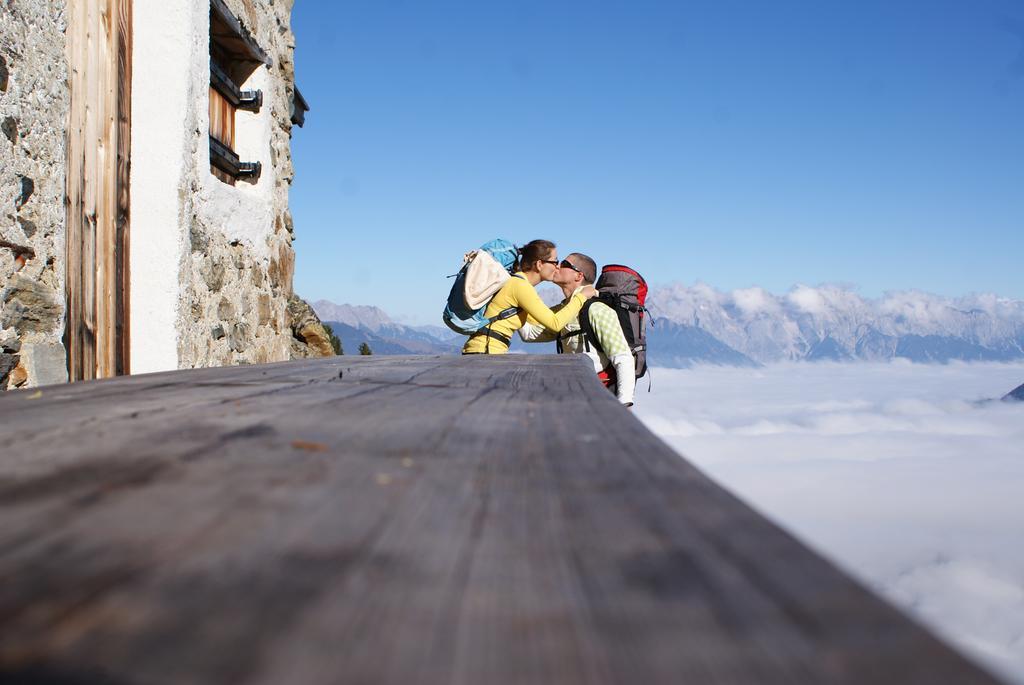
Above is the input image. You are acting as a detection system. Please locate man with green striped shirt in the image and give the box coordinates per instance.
[518,253,637,407]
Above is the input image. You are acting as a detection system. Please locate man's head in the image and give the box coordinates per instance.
[554,252,597,288]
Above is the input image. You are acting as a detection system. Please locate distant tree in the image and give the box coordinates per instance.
[358,341,373,356]
[322,323,343,355]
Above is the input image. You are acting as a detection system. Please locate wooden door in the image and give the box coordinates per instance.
[65,0,132,380]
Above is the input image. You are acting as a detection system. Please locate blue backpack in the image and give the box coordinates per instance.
[443,239,522,335]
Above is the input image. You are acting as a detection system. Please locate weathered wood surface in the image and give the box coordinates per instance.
[65,0,132,381]
[0,356,1004,684]
[115,0,133,376]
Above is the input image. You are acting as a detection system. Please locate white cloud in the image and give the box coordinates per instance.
[786,284,828,314]
[731,286,779,316]
[878,289,958,326]
[636,361,1024,684]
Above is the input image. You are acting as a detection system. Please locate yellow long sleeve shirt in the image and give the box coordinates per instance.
[462,273,587,354]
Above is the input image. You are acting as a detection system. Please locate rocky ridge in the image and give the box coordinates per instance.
[648,284,1024,365]
[1003,382,1024,402]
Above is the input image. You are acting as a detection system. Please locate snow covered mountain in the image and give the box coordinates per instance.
[312,300,461,355]
[647,318,757,368]
[311,302,394,331]
[1004,382,1024,402]
[647,284,1024,365]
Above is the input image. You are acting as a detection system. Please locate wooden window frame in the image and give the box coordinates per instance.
[208,0,269,185]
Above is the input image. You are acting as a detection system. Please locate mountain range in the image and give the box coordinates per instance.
[312,284,1024,367]
[313,301,462,356]
[648,284,1024,365]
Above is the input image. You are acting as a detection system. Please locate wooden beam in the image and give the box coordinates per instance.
[210,0,271,68]
[0,356,1006,684]
[95,0,117,379]
[64,0,86,381]
[115,0,132,376]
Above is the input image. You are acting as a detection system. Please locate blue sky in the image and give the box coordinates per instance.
[290,1,1024,325]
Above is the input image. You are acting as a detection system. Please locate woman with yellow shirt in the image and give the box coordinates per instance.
[462,239,597,354]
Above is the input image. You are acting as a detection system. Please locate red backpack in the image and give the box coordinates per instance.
[573,265,649,379]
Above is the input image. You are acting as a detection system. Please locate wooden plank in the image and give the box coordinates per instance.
[82,0,99,381]
[96,0,116,378]
[64,0,84,382]
[115,0,132,375]
[0,356,1007,684]
[66,0,99,381]
[209,86,235,148]
[209,85,237,185]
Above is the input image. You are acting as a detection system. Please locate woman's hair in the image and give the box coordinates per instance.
[516,239,556,272]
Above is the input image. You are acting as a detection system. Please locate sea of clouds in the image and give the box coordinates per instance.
[635,361,1024,684]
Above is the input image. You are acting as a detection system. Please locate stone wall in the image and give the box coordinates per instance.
[174,0,300,368]
[0,0,69,389]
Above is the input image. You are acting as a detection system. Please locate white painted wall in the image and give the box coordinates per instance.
[129,0,194,373]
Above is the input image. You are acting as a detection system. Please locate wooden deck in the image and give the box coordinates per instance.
[0,355,1005,684]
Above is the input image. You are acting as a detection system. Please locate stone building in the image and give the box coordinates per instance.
[1,0,329,390]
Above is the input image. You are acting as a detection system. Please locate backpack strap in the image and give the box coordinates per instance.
[479,274,525,352]
[486,306,521,325]
[576,299,606,358]
[469,327,512,349]
[555,329,585,354]
[478,306,519,352]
